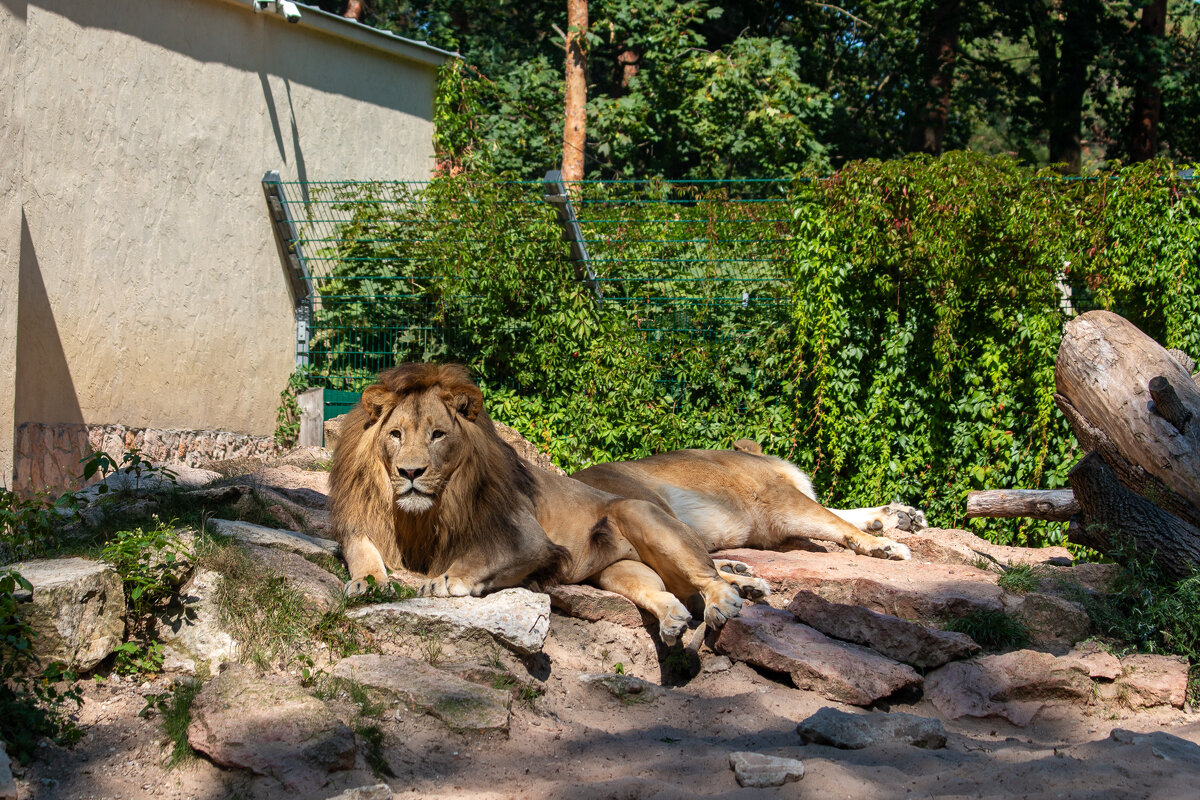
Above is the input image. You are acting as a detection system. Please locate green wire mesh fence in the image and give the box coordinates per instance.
[271,176,801,395]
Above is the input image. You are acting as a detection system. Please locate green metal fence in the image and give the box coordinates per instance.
[269,175,798,395]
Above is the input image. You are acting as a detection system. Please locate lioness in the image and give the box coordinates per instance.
[329,363,923,643]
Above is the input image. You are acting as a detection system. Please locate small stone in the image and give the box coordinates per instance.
[324,785,394,800]
[578,673,664,702]
[728,752,804,788]
[702,655,733,673]
[0,740,16,800]
[796,707,947,749]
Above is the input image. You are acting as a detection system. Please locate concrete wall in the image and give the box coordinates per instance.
[2,0,445,490]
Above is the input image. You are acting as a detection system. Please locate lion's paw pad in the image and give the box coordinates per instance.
[881,504,928,532]
[732,576,770,600]
[715,559,754,576]
[344,578,375,598]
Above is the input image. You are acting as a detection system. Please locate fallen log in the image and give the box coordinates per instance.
[1056,310,1200,510]
[1068,452,1200,580]
[965,489,1079,521]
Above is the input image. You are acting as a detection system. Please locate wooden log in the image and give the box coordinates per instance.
[1056,310,1200,510]
[965,489,1079,521]
[1068,452,1200,580]
[1168,348,1196,375]
[1149,375,1192,434]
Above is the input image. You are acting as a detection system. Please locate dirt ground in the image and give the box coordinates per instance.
[15,608,1200,800]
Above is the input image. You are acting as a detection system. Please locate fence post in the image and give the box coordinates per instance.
[543,169,602,301]
[262,170,314,369]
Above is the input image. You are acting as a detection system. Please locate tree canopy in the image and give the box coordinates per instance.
[315,0,1198,177]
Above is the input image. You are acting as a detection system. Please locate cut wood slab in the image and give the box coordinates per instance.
[966,489,1079,521]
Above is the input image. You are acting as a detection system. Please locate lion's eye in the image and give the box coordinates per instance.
[389,430,402,440]
[430,430,446,441]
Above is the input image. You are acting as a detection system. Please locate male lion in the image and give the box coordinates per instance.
[329,363,924,643]
[329,363,756,643]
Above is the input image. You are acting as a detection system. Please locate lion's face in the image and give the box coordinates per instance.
[363,384,476,515]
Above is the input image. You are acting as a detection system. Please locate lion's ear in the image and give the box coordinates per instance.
[360,385,394,424]
[450,384,484,422]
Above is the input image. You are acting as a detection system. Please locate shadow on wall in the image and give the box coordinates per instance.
[14,211,86,494]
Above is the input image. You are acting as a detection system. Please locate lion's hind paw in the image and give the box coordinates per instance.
[714,559,754,576]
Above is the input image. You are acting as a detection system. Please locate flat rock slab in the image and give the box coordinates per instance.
[347,588,551,655]
[333,654,511,733]
[240,544,343,612]
[324,786,393,800]
[548,584,643,627]
[714,603,921,706]
[796,707,947,749]
[187,664,356,793]
[1117,653,1188,709]
[1109,728,1200,762]
[787,590,980,668]
[3,557,125,671]
[892,527,1074,568]
[76,463,221,502]
[728,752,804,788]
[715,547,1089,649]
[578,672,665,703]
[208,518,339,558]
[925,649,1093,727]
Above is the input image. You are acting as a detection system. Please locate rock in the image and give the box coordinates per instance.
[578,673,664,703]
[208,518,339,558]
[3,557,125,672]
[77,463,221,502]
[702,655,733,674]
[0,740,15,800]
[324,416,345,450]
[332,654,510,732]
[548,584,643,627]
[714,604,921,706]
[324,785,393,800]
[156,569,238,675]
[1066,641,1121,681]
[892,527,1073,569]
[279,447,333,469]
[1110,729,1200,762]
[347,588,551,655]
[240,545,343,612]
[786,590,980,668]
[727,752,804,788]
[160,645,197,676]
[1116,653,1188,709]
[187,664,356,792]
[925,649,1093,727]
[795,707,947,750]
[492,420,567,476]
[715,548,1089,649]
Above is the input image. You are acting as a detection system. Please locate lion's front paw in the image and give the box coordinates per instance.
[866,538,911,561]
[344,577,377,598]
[418,574,473,597]
[702,582,744,628]
[659,601,691,646]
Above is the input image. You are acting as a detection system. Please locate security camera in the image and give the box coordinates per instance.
[251,0,270,11]
[279,1,302,22]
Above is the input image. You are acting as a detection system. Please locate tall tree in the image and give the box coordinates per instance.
[908,0,963,154]
[1127,0,1167,161]
[563,0,588,183]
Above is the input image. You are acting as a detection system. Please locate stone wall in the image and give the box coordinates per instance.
[15,422,276,494]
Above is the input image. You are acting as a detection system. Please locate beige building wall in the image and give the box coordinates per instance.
[3,0,447,489]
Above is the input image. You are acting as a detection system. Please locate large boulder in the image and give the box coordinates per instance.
[786,590,980,668]
[187,664,356,792]
[333,654,511,733]
[240,544,343,612]
[155,568,238,675]
[1114,653,1188,709]
[207,519,339,559]
[714,603,921,706]
[4,557,125,672]
[924,649,1093,726]
[347,588,551,655]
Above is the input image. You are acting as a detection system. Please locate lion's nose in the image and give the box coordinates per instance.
[398,467,426,481]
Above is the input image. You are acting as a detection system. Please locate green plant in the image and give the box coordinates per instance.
[141,681,199,767]
[0,570,84,763]
[274,371,310,448]
[112,640,165,676]
[356,722,395,778]
[996,563,1044,594]
[611,662,625,675]
[944,609,1030,650]
[82,447,178,496]
[0,487,79,561]
[101,523,190,618]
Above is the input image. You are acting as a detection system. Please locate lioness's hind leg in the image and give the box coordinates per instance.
[831,504,928,533]
[341,537,389,597]
[595,559,691,645]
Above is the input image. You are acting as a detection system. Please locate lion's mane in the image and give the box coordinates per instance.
[328,363,566,582]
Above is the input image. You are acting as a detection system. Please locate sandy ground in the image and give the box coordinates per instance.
[15,609,1200,800]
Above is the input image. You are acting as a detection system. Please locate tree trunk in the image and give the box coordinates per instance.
[342,0,365,21]
[1056,310,1200,510]
[1068,452,1200,580]
[562,0,588,186]
[1127,0,1167,162]
[907,0,960,155]
[1038,0,1102,172]
[965,489,1079,521]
